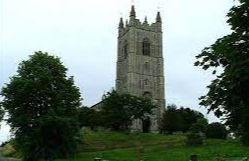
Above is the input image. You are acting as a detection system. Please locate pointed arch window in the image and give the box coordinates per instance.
[142,38,150,56]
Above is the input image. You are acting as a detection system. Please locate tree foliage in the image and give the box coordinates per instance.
[206,122,228,139]
[0,106,3,123]
[160,104,206,134]
[78,106,104,129]
[190,118,208,134]
[1,51,81,160]
[0,106,4,130]
[194,0,249,145]
[101,90,156,131]
[186,118,208,147]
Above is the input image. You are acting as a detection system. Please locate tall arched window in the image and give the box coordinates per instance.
[142,38,150,56]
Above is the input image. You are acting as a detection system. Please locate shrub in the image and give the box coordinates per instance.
[206,122,228,139]
[160,105,206,134]
[190,118,208,133]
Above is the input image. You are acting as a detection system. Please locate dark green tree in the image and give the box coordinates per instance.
[190,118,208,134]
[78,106,104,130]
[178,107,205,132]
[1,51,81,160]
[206,122,228,139]
[0,106,3,123]
[159,105,183,134]
[0,106,4,130]
[186,118,208,146]
[195,0,249,145]
[101,90,156,131]
[160,104,206,133]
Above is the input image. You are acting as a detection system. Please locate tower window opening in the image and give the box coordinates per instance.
[142,38,150,56]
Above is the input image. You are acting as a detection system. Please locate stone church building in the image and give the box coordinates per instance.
[92,5,165,133]
[116,5,165,132]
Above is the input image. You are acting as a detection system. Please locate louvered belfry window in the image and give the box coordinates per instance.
[142,38,150,56]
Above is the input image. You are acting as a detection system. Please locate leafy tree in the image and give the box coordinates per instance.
[0,107,4,129]
[187,118,208,147]
[101,90,156,131]
[190,118,208,134]
[160,104,206,133]
[186,118,207,146]
[1,51,81,161]
[160,105,183,134]
[178,107,205,132]
[0,106,3,123]
[206,122,228,139]
[78,106,104,129]
[194,0,249,145]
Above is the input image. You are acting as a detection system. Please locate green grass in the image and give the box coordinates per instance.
[2,130,249,161]
[56,130,249,161]
[79,129,185,152]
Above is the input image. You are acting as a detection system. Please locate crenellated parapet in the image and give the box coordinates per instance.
[118,5,162,38]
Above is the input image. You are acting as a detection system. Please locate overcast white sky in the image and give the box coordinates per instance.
[0,0,234,143]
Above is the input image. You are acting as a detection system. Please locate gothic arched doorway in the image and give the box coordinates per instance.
[142,117,151,133]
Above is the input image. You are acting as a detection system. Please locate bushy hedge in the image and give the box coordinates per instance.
[206,122,228,139]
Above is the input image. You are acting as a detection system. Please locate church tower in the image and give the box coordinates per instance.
[116,5,165,132]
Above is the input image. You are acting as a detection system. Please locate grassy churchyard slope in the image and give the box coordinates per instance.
[1,130,249,161]
[56,130,249,161]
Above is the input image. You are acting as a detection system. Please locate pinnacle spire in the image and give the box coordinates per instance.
[156,11,161,23]
[144,16,148,24]
[130,5,136,17]
[119,17,124,28]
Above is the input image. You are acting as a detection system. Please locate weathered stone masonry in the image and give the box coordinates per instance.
[116,5,166,132]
